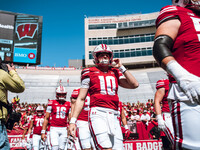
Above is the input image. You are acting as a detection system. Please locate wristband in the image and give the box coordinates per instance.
[124,125,128,130]
[70,117,77,124]
[41,130,46,134]
[119,65,127,73]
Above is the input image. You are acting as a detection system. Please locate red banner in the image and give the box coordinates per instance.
[124,140,162,150]
[7,129,26,150]
[7,122,162,150]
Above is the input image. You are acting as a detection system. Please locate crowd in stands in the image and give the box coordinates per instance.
[123,99,156,122]
[9,98,162,139]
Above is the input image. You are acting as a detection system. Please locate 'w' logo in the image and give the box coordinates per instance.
[16,23,38,40]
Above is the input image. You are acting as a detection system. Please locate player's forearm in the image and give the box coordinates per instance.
[42,117,49,131]
[70,101,75,116]
[123,70,139,89]
[154,101,162,115]
[27,128,32,134]
[22,129,28,139]
[161,56,176,71]
[154,88,165,115]
[121,117,127,126]
[71,98,85,119]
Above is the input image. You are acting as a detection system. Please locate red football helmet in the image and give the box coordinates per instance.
[36,105,44,116]
[172,0,200,10]
[71,88,80,99]
[56,84,67,100]
[93,44,113,66]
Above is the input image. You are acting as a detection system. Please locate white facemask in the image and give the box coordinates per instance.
[99,59,109,65]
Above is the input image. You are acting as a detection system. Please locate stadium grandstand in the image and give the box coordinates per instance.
[8,66,167,104]
[5,11,165,104]
[5,11,170,150]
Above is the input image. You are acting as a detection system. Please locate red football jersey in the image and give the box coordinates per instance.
[32,115,44,135]
[27,115,33,123]
[117,101,123,125]
[81,67,124,110]
[156,79,170,112]
[156,5,200,82]
[77,95,90,121]
[46,100,71,127]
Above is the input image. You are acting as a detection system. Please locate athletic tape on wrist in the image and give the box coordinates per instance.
[119,65,127,73]
[124,125,128,130]
[41,130,46,134]
[70,117,77,124]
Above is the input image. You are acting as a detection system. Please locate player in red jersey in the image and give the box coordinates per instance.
[26,107,33,123]
[153,1,200,149]
[41,84,71,150]
[68,44,139,150]
[27,105,45,150]
[154,79,174,150]
[70,88,94,150]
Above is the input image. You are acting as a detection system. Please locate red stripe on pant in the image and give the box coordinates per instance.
[171,101,183,150]
[177,102,183,149]
[162,113,174,145]
[77,127,83,150]
[88,109,103,150]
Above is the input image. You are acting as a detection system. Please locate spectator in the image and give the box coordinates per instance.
[15,95,20,104]
[11,97,16,104]
[0,61,25,149]
[140,110,150,123]
[126,111,133,121]
[132,109,140,122]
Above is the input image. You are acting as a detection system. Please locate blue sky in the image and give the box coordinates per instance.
[1,0,170,67]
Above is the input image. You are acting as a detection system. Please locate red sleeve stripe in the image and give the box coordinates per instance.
[82,71,90,76]
[159,6,177,16]
[156,82,165,89]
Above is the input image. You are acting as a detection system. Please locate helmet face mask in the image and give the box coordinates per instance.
[56,85,67,100]
[172,0,189,7]
[97,52,111,66]
[172,0,200,11]
[36,106,44,116]
[190,0,200,11]
[93,44,113,66]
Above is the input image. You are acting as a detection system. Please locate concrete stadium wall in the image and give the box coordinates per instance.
[8,67,167,104]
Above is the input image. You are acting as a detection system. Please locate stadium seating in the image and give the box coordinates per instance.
[8,67,167,103]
